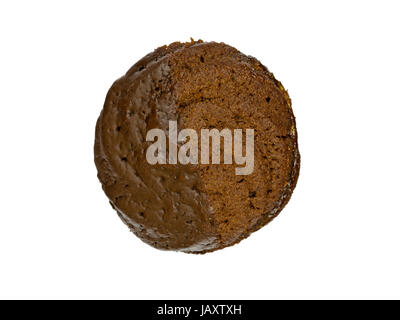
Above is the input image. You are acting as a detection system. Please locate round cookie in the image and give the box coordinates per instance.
[94,40,300,253]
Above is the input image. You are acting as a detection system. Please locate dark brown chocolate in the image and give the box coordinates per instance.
[94,40,300,253]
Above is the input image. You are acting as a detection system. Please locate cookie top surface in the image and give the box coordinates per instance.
[95,40,300,253]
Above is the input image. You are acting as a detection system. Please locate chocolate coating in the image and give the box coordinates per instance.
[94,40,300,253]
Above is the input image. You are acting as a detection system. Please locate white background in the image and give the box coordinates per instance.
[1,0,399,300]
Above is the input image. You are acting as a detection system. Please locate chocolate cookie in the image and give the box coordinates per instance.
[94,40,300,253]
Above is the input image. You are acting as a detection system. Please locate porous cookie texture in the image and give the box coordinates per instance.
[94,40,300,253]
